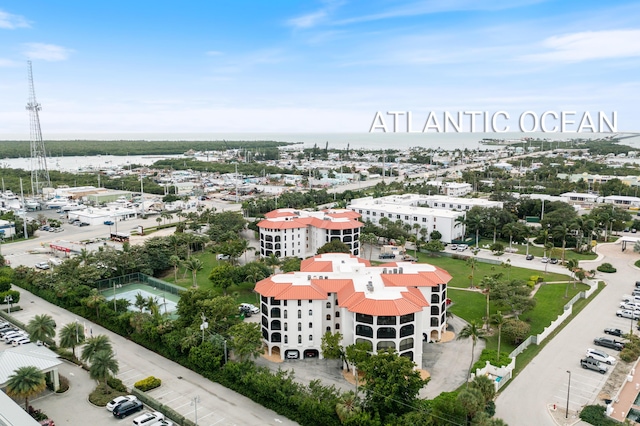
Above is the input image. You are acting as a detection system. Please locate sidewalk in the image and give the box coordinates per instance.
[8,286,299,426]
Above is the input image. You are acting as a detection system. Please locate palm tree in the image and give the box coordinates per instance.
[488,216,501,244]
[169,255,181,282]
[502,223,518,253]
[161,211,173,225]
[457,320,484,387]
[81,335,113,363]
[491,312,506,363]
[84,289,106,319]
[89,350,119,388]
[466,256,478,288]
[26,314,57,346]
[134,292,146,312]
[360,233,377,261]
[566,258,579,296]
[183,257,204,288]
[5,366,46,410]
[264,253,281,274]
[335,391,362,423]
[59,322,85,358]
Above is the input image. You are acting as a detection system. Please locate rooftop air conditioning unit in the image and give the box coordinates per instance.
[366,281,374,292]
[398,267,403,274]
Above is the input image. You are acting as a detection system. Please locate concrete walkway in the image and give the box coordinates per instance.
[8,287,298,426]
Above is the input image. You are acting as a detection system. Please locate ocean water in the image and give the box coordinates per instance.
[1,131,638,151]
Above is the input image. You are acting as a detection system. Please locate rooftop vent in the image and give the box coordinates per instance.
[383,268,387,274]
[399,267,403,274]
[307,275,311,280]
[366,281,374,292]
[393,268,398,274]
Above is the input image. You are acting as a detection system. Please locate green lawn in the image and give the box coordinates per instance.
[448,282,590,355]
[416,254,571,289]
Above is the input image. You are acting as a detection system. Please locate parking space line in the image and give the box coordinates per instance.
[209,417,226,425]
[198,411,215,420]
[160,395,183,404]
[151,390,174,399]
[174,401,192,410]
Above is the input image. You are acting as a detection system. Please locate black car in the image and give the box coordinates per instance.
[525,254,534,260]
[604,328,624,337]
[593,337,625,351]
[78,222,90,227]
[112,400,143,419]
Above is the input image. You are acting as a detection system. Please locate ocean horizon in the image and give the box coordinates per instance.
[0,131,638,151]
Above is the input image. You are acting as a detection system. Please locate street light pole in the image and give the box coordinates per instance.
[200,312,208,343]
[190,395,200,426]
[566,370,571,419]
[4,295,13,314]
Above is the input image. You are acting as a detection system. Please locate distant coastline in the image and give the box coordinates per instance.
[0,131,637,151]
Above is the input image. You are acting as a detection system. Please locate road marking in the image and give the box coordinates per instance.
[197,411,215,420]
[210,417,226,425]
[174,401,192,409]
[152,390,174,399]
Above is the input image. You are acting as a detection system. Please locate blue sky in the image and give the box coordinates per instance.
[0,0,639,135]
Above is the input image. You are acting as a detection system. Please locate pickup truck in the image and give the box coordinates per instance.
[594,337,625,351]
[604,328,625,337]
[580,356,608,374]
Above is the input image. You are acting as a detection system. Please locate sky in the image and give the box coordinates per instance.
[0,0,639,136]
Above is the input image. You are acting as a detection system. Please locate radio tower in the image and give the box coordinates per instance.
[26,60,50,195]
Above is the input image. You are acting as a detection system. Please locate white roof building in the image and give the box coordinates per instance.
[255,253,452,362]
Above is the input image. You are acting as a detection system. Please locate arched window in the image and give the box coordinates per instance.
[377,327,396,339]
[326,326,331,332]
[335,311,340,318]
[377,341,396,351]
[298,310,302,319]
[284,323,288,331]
[283,310,287,319]
[400,324,414,337]
[298,335,302,344]
[326,314,331,321]
[335,323,340,330]
[400,338,414,351]
[270,307,281,318]
[284,335,288,344]
[355,338,372,351]
[355,324,373,338]
[326,302,331,308]
[271,332,281,343]
[270,320,281,331]
[298,322,302,331]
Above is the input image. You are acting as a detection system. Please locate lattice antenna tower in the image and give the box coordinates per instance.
[26,60,50,194]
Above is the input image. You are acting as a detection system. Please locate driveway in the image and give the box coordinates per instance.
[8,288,298,426]
[495,242,637,425]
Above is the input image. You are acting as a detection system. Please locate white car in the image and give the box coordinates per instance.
[133,411,164,426]
[34,261,50,270]
[619,302,640,311]
[586,348,616,365]
[616,309,640,320]
[11,336,31,346]
[540,257,549,263]
[105,395,137,412]
[240,303,260,314]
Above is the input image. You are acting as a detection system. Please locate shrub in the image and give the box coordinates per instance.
[107,376,128,392]
[596,263,616,273]
[0,289,20,304]
[502,318,531,345]
[134,376,162,391]
[579,405,618,425]
[635,259,640,268]
[57,375,70,393]
[471,349,512,372]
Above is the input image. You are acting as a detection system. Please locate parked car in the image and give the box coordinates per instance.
[456,244,468,252]
[604,328,625,337]
[105,395,137,412]
[540,257,549,263]
[12,336,31,346]
[593,337,625,351]
[580,356,608,374]
[378,253,396,259]
[78,222,90,227]
[216,254,230,260]
[112,400,143,419]
[619,302,640,311]
[240,303,260,314]
[525,254,534,260]
[635,281,640,288]
[149,420,174,426]
[586,348,616,365]
[103,220,114,225]
[132,411,164,426]
[35,262,50,270]
[549,258,559,264]
[616,309,640,320]
[449,244,458,250]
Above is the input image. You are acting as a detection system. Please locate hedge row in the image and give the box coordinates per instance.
[134,376,161,392]
[131,387,196,426]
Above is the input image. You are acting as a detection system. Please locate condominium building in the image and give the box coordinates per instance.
[254,253,452,362]
[257,208,363,259]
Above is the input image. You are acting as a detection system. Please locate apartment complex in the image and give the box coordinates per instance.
[254,253,452,361]
[257,208,363,259]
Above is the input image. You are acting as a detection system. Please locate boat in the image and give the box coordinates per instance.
[61,202,85,212]
[45,197,70,209]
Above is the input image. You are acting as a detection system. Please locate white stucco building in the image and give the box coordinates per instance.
[257,209,364,259]
[255,253,452,362]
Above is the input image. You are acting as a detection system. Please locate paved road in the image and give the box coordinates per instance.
[9,288,298,426]
[495,241,635,425]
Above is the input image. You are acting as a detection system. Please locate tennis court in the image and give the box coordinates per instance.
[102,281,181,316]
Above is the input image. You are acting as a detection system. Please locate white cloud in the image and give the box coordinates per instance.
[0,58,20,67]
[287,11,327,29]
[205,50,223,56]
[522,29,640,63]
[22,43,73,61]
[0,10,30,29]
